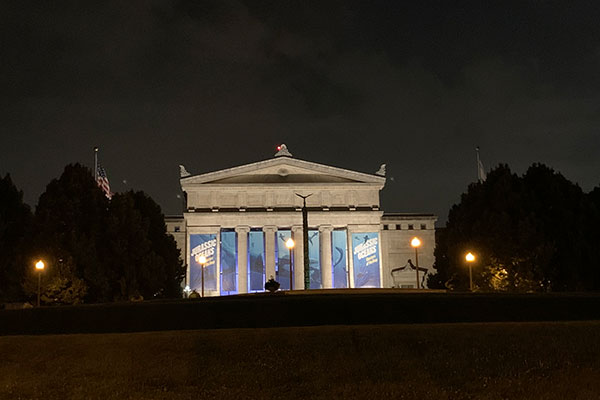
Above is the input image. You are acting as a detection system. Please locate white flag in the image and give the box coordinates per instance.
[476,146,486,182]
[478,158,486,182]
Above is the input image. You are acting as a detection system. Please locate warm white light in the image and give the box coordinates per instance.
[286,238,295,249]
[466,252,475,262]
[184,285,191,294]
[198,255,207,264]
[411,237,421,248]
[35,260,45,270]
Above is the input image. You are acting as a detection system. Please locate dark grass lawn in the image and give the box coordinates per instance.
[2,321,600,399]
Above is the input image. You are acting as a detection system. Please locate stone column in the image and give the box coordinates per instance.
[319,225,333,289]
[263,226,277,284]
[235,226,250,294]
[291,225,304,290]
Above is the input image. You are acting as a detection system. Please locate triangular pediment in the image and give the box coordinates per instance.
[181,157,385,186]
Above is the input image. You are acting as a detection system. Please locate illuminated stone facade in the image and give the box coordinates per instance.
[166,147,437,295]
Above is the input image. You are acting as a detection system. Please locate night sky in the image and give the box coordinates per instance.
[2,1,599,224]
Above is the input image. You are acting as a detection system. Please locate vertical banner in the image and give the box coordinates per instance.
[276,230,292,290]
[190,234,217,292]
[332,230,348,288]
[308,230,321,289]
[220,230,237,295]
[248,231,265,292]
[352,232,381,288]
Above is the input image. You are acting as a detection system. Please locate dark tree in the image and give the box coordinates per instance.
[103,191,184,300]
[34,163,110,302]
[103,192,151,300]
[0,174,33,302]
[430,164,600,292]
[130,191,184,298]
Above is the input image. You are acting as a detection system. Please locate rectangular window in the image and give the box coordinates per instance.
[331,230,348,288]
[174,226,180,232]
[383,224,389,230]
[248,230,265,292]
[276,229,292,290]
[396,224,401,230]
[220,230,237,295]
[408,224,414,230]
[420,224,427,230]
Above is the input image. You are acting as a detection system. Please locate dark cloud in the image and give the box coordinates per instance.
[1,0,599,223]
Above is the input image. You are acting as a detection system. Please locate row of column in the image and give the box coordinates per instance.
[234,224,334,293]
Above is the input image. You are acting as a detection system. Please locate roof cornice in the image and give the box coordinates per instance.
[180,157,386,185]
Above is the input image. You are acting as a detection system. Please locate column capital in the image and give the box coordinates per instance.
[291,225,303,233]
[318,224,334,233]
[235,225,251,233]
[262,225,278,233]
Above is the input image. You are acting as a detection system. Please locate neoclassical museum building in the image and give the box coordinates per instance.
[166,145,437,296]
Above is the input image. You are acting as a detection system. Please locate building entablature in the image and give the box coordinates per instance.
[184,210,383,229]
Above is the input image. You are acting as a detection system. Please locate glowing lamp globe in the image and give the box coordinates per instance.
[35,260,45,270]
[411,237,421,248]
[198,255,207,264]
[286,238,295,249]
[466,252,475,262]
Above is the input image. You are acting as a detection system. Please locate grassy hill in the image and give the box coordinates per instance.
[2,290,600,335]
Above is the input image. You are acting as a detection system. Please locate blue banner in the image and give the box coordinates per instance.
[190,233,217,291]
[220,231,237,295]
[308,230,321,288]
[276,230,292,290]
[352,232,380,288]
[248,231,265,292]
[332,230,348,288]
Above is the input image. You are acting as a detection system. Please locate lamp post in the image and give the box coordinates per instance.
[35,260,45,307]
[295,193,312,290]
[198,255,207,297]
[465,252,475,291]
[286,238,295,290]
[411,237,421,289]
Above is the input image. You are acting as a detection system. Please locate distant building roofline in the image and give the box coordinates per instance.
[382,213,437,219]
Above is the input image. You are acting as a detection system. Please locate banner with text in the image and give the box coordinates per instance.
[190,233,217,291]
[352,232,380,288]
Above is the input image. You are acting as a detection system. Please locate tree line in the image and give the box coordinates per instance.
[0,164,184,305]
[429,163,600,292]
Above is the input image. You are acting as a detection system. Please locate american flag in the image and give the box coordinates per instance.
[96,165,112,199]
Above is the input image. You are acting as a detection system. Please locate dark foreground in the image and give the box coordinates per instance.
[1,322,600,400]
[2,290,600,335]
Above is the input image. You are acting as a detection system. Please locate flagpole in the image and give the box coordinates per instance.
[476,146,481,182]
[94,147,98,181]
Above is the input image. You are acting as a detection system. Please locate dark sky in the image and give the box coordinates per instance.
[2,1,599,224]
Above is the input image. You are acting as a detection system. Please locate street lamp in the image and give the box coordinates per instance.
[35,260,45,307]
[411,237,422,289]
[295,193,312,290]
[286,238,295,291]
[465,252,476,291]
[198,255,207,297]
